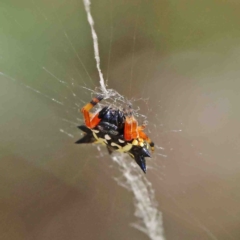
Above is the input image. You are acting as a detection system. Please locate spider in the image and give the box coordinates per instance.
[75,95,154,173]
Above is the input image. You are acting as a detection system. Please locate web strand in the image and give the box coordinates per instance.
[113,155,165,240]
[82,1,165,239]
[82,0,108,95]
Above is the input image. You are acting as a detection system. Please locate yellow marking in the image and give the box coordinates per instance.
[92,129,99,133]
[111,142,122,149]
[111,142,133,153]
[117,143,132,153]
[94,138,107,145]
[92,131,107,145]
[92,131,98,140]
[139,142,144,147]
[132,139,138,146]
[128,153,134,158]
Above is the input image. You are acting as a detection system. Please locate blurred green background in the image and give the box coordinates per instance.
[1,0,240,239]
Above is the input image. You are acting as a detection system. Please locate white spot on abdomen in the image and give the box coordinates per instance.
[118,139,125,143]
[105,134,111,140]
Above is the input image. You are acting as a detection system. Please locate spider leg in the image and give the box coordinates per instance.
[81,95,103,128]
[124,116,139,141]
[138,126,155,151]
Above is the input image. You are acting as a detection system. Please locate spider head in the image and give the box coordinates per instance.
[98,106,125,130]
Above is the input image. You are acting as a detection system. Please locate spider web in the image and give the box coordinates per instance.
[0,1,166,239]
[82,1,164,239]
[1,1,239,240]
